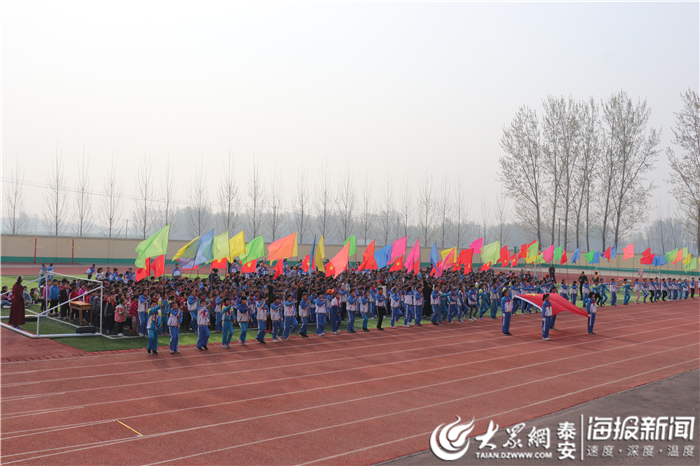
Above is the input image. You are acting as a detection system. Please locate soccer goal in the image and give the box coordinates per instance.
[0,272,105,338]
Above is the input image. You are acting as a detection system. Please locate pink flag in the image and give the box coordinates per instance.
[404,239,421,271]
[542,245,554,263]
[439,248,455,275]
[391,236,407,262]
[623,243,634,261]
[469,238,484,254]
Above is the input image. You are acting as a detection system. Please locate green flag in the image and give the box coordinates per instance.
[240,235,265,264]
[344,235,357,257]
[135,225,170,268]
[583,250,595,263]
[684,257,697,273]
[535,252,545,265]
[553,246,563,263]
[481,240,501,265]
[665,248,678,263]
[211,231,230,261]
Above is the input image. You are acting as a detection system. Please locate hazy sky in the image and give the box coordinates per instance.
[2,1,698,229]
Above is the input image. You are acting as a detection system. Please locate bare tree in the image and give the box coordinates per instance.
[246,159,266,238]
[292,169,310,243]
[572,98,600,250]
[217,152,240,235]
[436,175,452,247]
[359,173,374,246]
[74,149,93,237]
[268,165,284,241]
[601,91,660,249]
[379,182,393,246]
[666,89,700,254]
[480,198,490,240]
[399,179,413,240]
[160,155,178,235]
[187,160,213,237]
[499,106,543,243]
[492,191,511,245]
[132,156,153,239]
[43,147,69,236]
[335,169,356,242]
[416,175,435,246]
[453,178,469,248]
[315,161,333,240]
[100,154,122,239]
[3,155,29,235]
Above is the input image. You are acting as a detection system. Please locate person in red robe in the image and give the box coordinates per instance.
[9,276,26,328]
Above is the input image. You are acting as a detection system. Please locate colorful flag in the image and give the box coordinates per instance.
[440,248,455,274]
[228,231,246,260]
[301,255,310,273]
[526,241,539,264]
[583,250,595,263]
[553,247,563,263]
[315,236,326,272]
[498,246,509,265]
[603,247,612,261]
[560,249,568,265]
[242,260,256,274]
[609,246,618,259]
[542,245,554,263]
[240,235,265,265]
[571,247,581,264]
[441,247,457,262]
[458,248,473,267]
[429,241,439,268]
[684,257,697,272]
[469,238,484,254]
[210,258,227,272]
[135,257,151,282]
[173,236,200,261]
[391,236,407,262]
[267,232,298,261]
[309,235,317,271]
[343,235,357,257]
[620,244,631,261]
[404,239,421,271]
[135,224,170,268]
[683,252,692,265]
[212,231,230,261]
[515,293,589,317]
[481,241,501,265]
[480,262,491,271]
[194,229,215,266]
[374,243,393,269]
[325,262,336,278]
[358,241,377,271]
[665,248,679,263]
[674,247,688,264]
[329,242,351,278]
[534,252,545,265]
[389,256,403,271]
[272,260,284,279]
[640,252,655,265]
[653,254,667,267]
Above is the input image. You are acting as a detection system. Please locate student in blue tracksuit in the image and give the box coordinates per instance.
[430,287,440,325]
[390,289,401,328]
[214,296,223,332]
[586,292,597,334]
[500,289,513,336]
[403,288,414,327]
[196,296,210,351]
[236,296,250,346]
[138,293,149,336]
[570,281,578,306]
[489,284,500,319]
[315,295,327,336]
[255,297,268,344]
[221,298,235,348]
[414,288,423,326]
[168,300,183,354]
[187,293,198,332]
[283,295,298,340]
[374,288,387,330]
[330,292,341,334]
[542,294,553,341]
[146,300,161,355]
[622,280,632,305]
[270,297,283,342]
[298,293,309,338]
[478,287,489,319]
[467,286,478,320]
[346,291,357,333]
[609,279,618,306]
[359,291,370,331]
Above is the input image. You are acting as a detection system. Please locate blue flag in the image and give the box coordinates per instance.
[609,246,617,259]
[653,255,667,267]
[571,247,581,264]
[194,229,214,266]
[430,241,439,268]
[374,244,393,269]
[591,251,600,264]
[309,235,317,271]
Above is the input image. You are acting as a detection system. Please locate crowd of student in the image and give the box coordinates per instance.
[21,260,696,355]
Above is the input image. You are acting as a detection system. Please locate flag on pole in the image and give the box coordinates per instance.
[684,257,697,272]
[480,262,491,271]
[440,248,455,274]
[343,235,357,257]
[173,236,200,261]
[553,247,563,263]
[404,239,421,271]
[240,235,265,265]
[571,247,581,264]
[674,247,688,264]
[135,257,151,282]
[135,225,170,268]
[458,248,473,267]
[429,241,439,269]
[315,236,326,272]
[640,252,655,265]
[210,258,227,272]
[228,231,246,260]
[242,260,256,274]
[301,255,310,273]
[526,241,539,264]
[498,246,510,266]
[272,260,284,279]
[665,248,678,264]
[212,231,230,261]
[481,241,501,265]
[469,238,484,254]
[194,229,215,266]
[653,254,667,267]
[374,243,393,269]
[389,256,403,271]
[603,247,612,262]
[329,242,350,278]
[542,245,554,263]
[391,236,407,262]
[682,251,692,265]
[560,249,568,265]
[441,247,457,262]
[621,244,632,261]
[309,235,317,271]
[267,232,298,261]
[358,241,377,271]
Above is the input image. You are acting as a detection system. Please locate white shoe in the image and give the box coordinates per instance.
[118,333,124,336]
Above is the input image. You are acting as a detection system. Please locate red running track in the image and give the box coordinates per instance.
[1,299,698,465]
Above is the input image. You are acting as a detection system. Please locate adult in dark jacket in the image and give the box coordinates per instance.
[9,276,26,328]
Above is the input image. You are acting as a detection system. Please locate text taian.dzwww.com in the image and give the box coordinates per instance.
[475,451,554,459]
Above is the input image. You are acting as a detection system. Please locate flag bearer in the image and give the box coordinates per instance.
[196,295,210,351]
[221,298,235,348]
[542,294,553,341]
[500,289,513,336]
[586,292,597,334]
[146,298,161,355]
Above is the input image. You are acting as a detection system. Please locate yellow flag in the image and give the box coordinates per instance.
[441,247,457,261]
[682,252,691,265]
[315,235,326,272]
[173,236,200,261]
[228,231,246,260]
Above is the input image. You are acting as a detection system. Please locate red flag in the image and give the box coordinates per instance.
[603,247,612,261]
[242,260,256,273]
[136,257,151,282]
[560,249,568,265]
[623,243,634,261]
[328,242,351,278]
[480,262,491,271]
[518,245,528,259]
[499,246,509,265]
[389,256,403,271]
[511,255,518,267]
[640,252,655,265]
[452,262,460,271]
[358,241,377,271]
[413,260,420,274]
[273,260,284,279]
[211,258,227,272]
[673,249,683,264]
[152,255,165,278]
[325,262,336,278]
[516,293,589,317]
[463,262,472,273]
[301,255,310,273]
[458,248,474,266]
[440,248,455,274]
